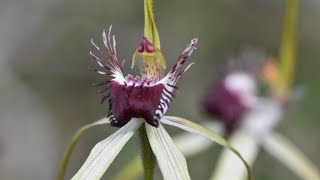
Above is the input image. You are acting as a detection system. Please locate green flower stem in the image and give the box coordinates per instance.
[138,125,156,180]
[279,0,299,92]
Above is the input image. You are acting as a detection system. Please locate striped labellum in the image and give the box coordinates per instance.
[90,26,197,128]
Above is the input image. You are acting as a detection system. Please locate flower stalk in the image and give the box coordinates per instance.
[138,125,156,180]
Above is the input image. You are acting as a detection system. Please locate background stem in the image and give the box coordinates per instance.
[279,0,299,92]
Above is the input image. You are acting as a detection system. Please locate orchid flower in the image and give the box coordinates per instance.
[174,0,320,180]
[176,0,320,179]
[211,0,319,179]
[113,0,320,179]
[57,0,253,180]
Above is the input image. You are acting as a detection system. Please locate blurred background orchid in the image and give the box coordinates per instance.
[211,1,320,179]
[1,0,320,179]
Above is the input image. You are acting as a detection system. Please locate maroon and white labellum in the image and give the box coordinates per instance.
[202,72,257,134]
[90,26,198,127]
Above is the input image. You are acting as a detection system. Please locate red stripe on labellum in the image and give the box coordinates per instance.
[167,84,178,89]
[92,80,112,86]
[101,93,111,104]
[164,86,176,98]
[97,85,112,93]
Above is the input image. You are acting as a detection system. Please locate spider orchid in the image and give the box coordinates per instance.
[202,50,262,135]
[210,58,319,180]
[174,1,320,180]
[90,27,198,129]
[57,0,253,179]
[211,1,319,179]
[113,0,320,179]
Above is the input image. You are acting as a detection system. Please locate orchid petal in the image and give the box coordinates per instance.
[210,129,259,180]
[162,116,254,180]
[174,121,224,157]
[146,123,191,180]
[72,119,142,180]
[112,122,222,180]
[57,118,110,180]
[262,132,320,180]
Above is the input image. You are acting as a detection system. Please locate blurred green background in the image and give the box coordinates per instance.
[0,0,319,179]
